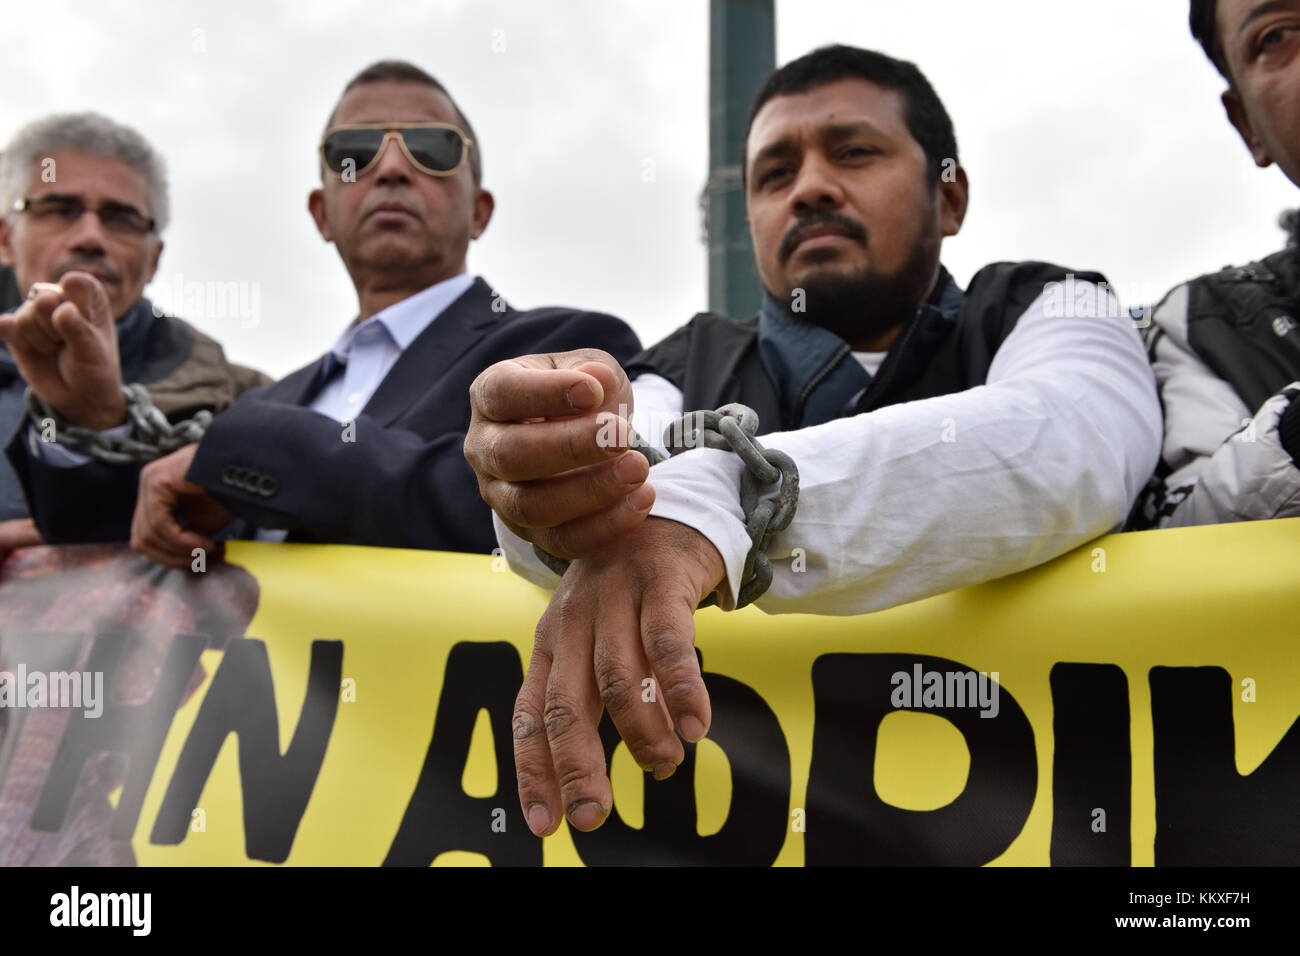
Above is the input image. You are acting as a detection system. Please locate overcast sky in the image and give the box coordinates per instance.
[2,0,1296,377]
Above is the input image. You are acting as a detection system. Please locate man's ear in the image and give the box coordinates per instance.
[141,238,164,287]
[1224,88,1274,167]
[0,218,13,268]
[936,162,969,237]
[308,188,333,241]
[470,187,494,240]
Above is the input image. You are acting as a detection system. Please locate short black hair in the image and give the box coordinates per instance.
[325,59,482,186]
[743,44,958,185]
[1190,0,1233,83]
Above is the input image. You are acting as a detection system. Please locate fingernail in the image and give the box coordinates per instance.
[567,381,596,409]
[567,800,609,831]
[678,716,706,742]
[626,484,654,511]
[527,804,551,835]
[653,762,677,781]
[614,452,644,484]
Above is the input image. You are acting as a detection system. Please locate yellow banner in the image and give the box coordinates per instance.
[0,518,1296,866]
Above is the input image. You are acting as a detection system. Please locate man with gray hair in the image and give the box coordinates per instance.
[0,112,268,549]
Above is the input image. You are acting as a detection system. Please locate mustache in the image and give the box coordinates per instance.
[52,258,122,284]
[778,212,868,263]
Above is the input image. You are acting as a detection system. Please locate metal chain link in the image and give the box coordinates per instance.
[532,402,800,609]
[26,384,212,465]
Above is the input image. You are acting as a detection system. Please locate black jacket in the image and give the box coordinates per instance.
[4,299,269,524]
[19,277,640,554]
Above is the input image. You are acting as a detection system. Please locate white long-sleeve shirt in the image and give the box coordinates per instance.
[496,285,1163,615]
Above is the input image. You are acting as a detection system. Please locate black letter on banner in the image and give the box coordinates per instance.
[571,659,790,866]
[806,653,1035,865]
[385,642,540,866]
[1049,662,1130,865]
[32,629,207,839]
[150,638,341,863]
[1151,666,1300,864]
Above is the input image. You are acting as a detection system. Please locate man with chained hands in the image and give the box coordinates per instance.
[465,45,1161,837]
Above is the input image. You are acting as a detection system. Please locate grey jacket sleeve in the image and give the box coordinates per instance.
[1139,282,1300,527]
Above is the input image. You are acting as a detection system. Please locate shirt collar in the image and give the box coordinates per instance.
[323,272,475,376]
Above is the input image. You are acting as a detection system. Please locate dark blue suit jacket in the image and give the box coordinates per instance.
[14,277,641,554]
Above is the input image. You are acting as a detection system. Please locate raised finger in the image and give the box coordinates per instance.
[59,272,112,331]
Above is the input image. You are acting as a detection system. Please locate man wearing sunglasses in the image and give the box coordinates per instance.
[0,113,268,556]
[123,60,639,563]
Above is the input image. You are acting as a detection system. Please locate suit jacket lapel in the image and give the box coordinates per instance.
[362,277,502,426]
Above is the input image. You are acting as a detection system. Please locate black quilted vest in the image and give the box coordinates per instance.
[1182,247,1300,412]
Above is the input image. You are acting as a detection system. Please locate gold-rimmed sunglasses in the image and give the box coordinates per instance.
[319,123,473,179]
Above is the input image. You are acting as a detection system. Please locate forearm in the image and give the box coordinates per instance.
[189,400,494,551]
[647,293,1162,615]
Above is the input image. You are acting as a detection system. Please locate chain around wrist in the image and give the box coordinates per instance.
[26,384,212,465]
[532,402,800,609]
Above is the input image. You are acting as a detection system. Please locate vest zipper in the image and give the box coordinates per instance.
[857,306,924,413]
[793,342,850,426]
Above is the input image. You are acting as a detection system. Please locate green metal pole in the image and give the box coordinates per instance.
[705,0,775,318]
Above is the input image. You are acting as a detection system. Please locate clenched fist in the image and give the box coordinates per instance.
[0,271,125,430]
[464,349,654,559]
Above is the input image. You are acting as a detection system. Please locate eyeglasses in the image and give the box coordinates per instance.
[11,195,156,236]
[319,123,473,180]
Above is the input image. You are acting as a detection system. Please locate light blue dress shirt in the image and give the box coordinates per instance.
[254,271,475,542]
[310,272,475,424]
